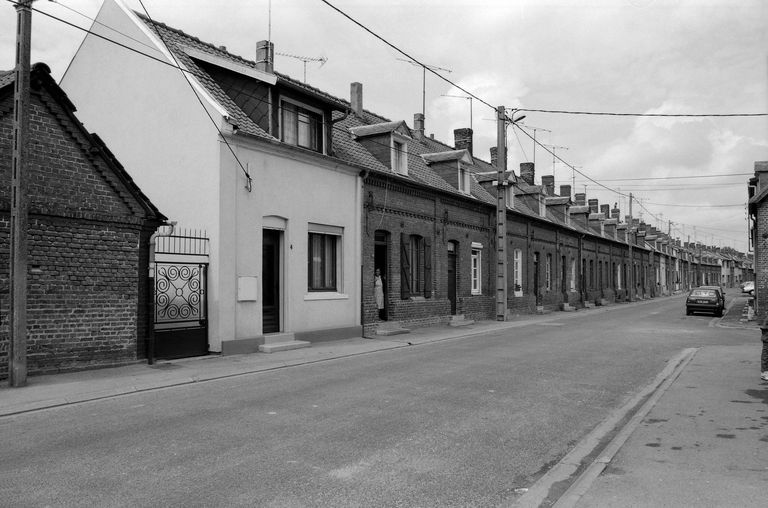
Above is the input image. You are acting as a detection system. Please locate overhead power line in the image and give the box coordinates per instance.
[516,108,768,118]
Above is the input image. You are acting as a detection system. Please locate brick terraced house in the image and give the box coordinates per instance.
[60,0,742,356]
[0,63,165,379]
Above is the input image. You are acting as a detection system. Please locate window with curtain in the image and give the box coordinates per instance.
[513,249,523,296]
[281,100,323,152]
[308,232,338,291]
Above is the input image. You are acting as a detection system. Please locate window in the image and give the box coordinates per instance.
[471,243,482,295]
[308,232,339,291]
[458,165,471,194]
[570,258,576,291]
[392,138,408,175]
[561,256,567,293]
[589,260,594,288]
[616,263,622,290]
[400,234,431,298]
[513,249,523,296]
[281,100,323,152]
[545,253,552,291]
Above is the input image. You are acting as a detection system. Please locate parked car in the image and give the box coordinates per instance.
[686,287,724,316]
[742,281,754,295]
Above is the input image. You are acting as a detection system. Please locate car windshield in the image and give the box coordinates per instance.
[690,289,716,297]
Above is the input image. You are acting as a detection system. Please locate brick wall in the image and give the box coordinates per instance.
[0,81,158,379]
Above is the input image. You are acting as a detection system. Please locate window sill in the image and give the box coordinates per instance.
[304,292,349,301]
[471,291,482,296]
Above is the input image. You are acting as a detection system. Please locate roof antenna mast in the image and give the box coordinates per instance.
[275,52,328,83]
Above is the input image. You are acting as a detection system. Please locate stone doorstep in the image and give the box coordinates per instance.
[560,303,576,312]
[449,314,475,327]
[258,332,311,353]
[374,321,411,336]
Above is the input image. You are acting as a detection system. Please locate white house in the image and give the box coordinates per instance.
[62,0,363,355]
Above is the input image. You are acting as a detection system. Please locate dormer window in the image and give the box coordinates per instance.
[281,98,324,153]
[392,137,408,175]
[458,164,471,194]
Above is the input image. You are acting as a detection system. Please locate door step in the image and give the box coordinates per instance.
[258,332,311,353]
[375,321,411,336]
[449,315,475,327]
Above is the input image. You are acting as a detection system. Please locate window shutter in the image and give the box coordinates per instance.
[424,239,432,297]
[400,233,411,299]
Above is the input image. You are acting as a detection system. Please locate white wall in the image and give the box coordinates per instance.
[223,140,361,345]
[61,0,227,348]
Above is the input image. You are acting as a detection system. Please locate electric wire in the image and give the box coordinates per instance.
[515,108,768,118]
[15,0,752,248]
[136,0,252,190]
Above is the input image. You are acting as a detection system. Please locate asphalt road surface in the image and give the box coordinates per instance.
[0,294,755,507]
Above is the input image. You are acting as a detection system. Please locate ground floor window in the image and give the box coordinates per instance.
[471,243,482,295]
[513,248,523,296]
[545,253,552,291]
[308,231,339,291]
[401,233,431,298]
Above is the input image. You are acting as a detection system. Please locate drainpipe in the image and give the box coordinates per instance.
[147,221,177,365]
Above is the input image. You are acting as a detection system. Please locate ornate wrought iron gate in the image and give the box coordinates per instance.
[153,230,209,359]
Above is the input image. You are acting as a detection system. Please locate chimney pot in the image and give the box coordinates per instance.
[350,82,363,116]
[541,175,555,196]
[413,113,424,140]
[520,162,535,186]
[256,40,274,73]
[454,128,473,155]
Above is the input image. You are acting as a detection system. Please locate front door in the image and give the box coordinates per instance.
[447,242,457,315]
[262,229,281,333]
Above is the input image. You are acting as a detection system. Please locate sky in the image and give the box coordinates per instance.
[1,0,766,252]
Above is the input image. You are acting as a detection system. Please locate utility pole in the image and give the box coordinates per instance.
[9,0,34,387]
[628,192,634,302]
[496,106,508,321]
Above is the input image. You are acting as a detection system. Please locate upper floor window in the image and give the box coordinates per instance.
[458,165,471,194]
[281,99,323,153]
[392,138,408,175]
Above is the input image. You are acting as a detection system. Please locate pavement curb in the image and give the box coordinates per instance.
[511,347,698,508]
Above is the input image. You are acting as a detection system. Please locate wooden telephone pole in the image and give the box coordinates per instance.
[9,0,34,387]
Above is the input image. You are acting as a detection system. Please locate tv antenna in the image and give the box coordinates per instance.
[276,52,328,83]
[518,123,551,166]
[441,94,473,131]
[397,58,452,118]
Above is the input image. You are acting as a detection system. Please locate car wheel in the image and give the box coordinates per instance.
[686,308,692,316]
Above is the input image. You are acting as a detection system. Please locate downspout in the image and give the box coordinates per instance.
[147,221,177,364]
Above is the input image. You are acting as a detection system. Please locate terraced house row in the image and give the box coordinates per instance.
[51,0,750,364]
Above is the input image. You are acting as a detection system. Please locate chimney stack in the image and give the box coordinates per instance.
[350,82,363,116]
[454,128,473,155]
[490,147,498,167]
[413,113,425,141]
[256,40,274,73]
[611,207,621,220]
[559,184,572,199]
[541,175,555,196]
[520,162,535,186]
[588,198,599,214]
[600,204,610,217]
[574,193,586,206]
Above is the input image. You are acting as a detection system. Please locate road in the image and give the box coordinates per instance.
[0,293,756,507]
